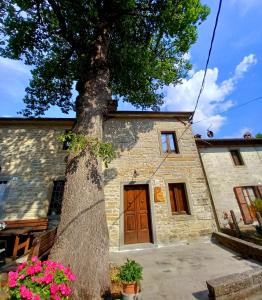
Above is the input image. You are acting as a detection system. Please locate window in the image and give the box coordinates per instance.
[48,180,65,215]
[242,187,257,206]
[230,150,244,166]
[161,132,178,153]
[0,181,8,202]
[168,183,189,214]
[234,186,262,224]
[62,130,71,150]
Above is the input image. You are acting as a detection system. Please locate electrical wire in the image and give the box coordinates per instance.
[149,94,261,179]
[193,95,262,124]
[190,0,223,122]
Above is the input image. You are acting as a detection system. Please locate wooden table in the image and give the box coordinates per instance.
[0,227,33,258]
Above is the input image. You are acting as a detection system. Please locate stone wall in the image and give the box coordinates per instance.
[0,123,69,220]
[103,118,216,250]
[199,146,262,226]
[0,117,216,250]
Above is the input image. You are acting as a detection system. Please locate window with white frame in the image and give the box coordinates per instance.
[0,181,8,202]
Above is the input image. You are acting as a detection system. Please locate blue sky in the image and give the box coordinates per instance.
[0,0,261,138]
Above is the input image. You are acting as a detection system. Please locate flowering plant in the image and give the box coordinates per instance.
[8,257,76,300]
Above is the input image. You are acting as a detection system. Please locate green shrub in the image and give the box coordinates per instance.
[252,198,262,214]
[118,259,143,284]
[255,225,262,237]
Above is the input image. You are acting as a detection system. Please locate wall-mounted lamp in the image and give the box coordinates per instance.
[133,169,138,177]
[207,130,214,138]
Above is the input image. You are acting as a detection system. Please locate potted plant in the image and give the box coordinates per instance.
[118,259,143,298]
[109,264,122,298]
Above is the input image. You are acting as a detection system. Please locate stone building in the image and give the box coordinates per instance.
[196,138,262,227]
[0,112,216,251]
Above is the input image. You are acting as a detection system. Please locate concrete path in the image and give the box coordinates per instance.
[110,238,262,300]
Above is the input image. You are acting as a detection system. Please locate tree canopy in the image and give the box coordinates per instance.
[0,0,209,116]
[256,133,262,139]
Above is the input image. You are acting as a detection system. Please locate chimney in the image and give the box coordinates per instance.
[243,131,252,139]
[107,100,118,112]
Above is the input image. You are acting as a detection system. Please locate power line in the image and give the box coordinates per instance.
[193,95,262,124]
[149,94,261,179]
[190,0,223,122]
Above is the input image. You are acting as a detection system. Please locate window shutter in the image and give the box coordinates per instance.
[169,185,176,213]
[234,187,253,224]
[257,186,262,198]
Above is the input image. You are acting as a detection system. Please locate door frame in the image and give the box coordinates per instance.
[119,181,157,249]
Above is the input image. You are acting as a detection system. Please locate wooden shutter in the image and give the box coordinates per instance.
[169,184,176,213]
[257,186,262,198]
[174,184,188,213]
[234,187,253,224]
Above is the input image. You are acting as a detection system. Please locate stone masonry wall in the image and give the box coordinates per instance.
[103,118,216,250]
[0,124,69,220]
[0,118,216,250]
[199,146,262,226]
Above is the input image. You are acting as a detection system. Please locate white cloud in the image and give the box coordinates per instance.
[229,0,262,16]
[0,57,31,75]
[0,58,31,105]
[235,54,257,78]
[163,54,257,134]
[223,127,254,139]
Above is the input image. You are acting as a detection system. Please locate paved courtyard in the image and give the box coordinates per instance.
[110,238,262,300]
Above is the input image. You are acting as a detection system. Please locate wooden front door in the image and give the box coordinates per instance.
[124,185,152,245]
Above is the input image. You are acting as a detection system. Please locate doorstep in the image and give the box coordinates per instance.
[117,243,158,252]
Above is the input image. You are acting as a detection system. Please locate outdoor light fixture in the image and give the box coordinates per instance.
[207,130,214,138]
[133,169,138,177]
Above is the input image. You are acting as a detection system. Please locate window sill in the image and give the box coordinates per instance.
[171,214,194,221]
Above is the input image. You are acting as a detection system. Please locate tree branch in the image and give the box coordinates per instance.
[47,0,78,50]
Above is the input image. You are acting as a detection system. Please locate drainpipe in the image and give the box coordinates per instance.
[196,146,220,231]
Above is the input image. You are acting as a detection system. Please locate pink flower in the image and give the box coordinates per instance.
[20,274,25,280]
[59,283,71,296]
[53,296,61,300]
[31,256,38,263]
[20,285,33,299]
[26,264,42,275]
[67,273,76,281]
[17,262,27,272]
[50,283,59,295]
[32,295,41,300]
[42,273,54,284]
[8,271,18,288]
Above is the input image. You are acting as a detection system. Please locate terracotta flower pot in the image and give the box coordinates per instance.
[122,282,138,294]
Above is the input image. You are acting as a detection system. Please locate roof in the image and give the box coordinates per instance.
[0,111,193,126]
[106,111,193,119]
[196,138,262,148]
[0,117,75,126]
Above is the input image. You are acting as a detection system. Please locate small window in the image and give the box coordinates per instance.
[62,130,71,150]
[242,187,258,205]
[168,183,189,214]
[0,181,8,202]
[48,180,65,215]
[161,132,178,153]
[230,150,244,166]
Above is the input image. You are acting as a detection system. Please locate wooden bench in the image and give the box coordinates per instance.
[0,229,57,275]
[29,228,57,260]
[0,218,48,257]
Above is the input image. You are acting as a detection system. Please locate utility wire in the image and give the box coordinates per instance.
[193,95,262,124]
[150,94,261,179]
[190,0,223,122]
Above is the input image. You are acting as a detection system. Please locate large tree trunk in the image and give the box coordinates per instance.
[50,31,111,298]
